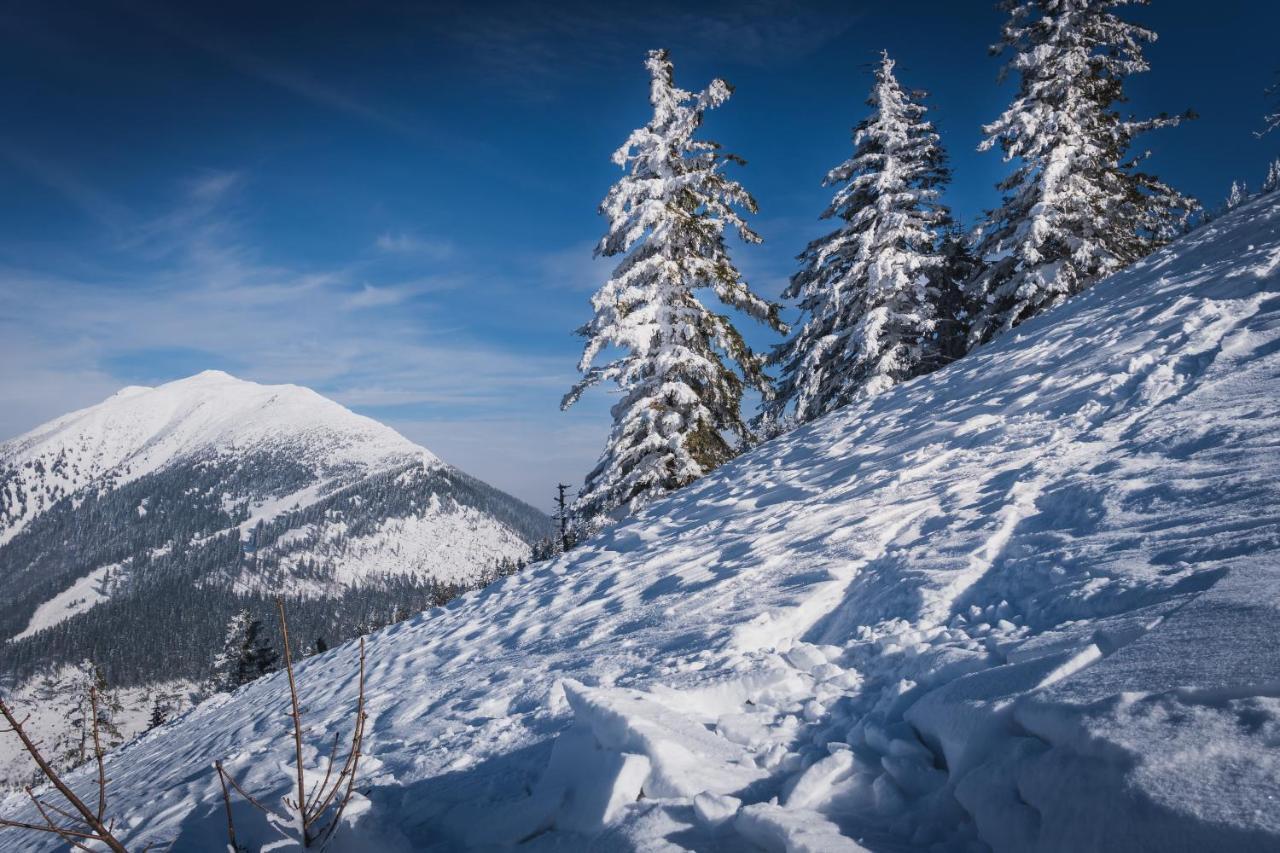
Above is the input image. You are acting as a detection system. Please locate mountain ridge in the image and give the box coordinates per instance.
[0,370,438,547]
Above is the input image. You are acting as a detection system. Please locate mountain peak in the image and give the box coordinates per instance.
[177,368,239,383]
[1,373,441,546]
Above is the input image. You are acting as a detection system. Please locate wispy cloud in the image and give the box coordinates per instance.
[115,0,412,134]
[0,171,599,507]
[343,276,458,310]
[0,141,132,231]
[528,241,612,292]
[373,232,456,260]
[434,0,863,99]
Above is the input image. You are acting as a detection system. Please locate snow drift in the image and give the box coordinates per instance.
[4,196,1280,850]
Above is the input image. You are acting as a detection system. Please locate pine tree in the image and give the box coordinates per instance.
[210,608,278,693]
[43,662,125,769]
[769,51,952,424]
[245,616,279,679]
[1225,180,1249,211]
[969,0,1197,346]
[1264,160,1280,195]
[563,48,784,523]
[147,696,167,730]
[934,224,981,367]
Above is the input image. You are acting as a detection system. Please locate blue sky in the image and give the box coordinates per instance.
[0,0,1276,510]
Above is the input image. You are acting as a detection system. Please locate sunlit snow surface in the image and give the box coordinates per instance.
[4,197,1280,850]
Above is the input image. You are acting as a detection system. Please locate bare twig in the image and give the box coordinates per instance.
[0,691,129,852]
[276,597,311,844]
[214,762,239,852]
[313,638,366,848]
[23,788,94,851]
[216,601,370,849]
[91,686,107,823]
[219,765,273,816]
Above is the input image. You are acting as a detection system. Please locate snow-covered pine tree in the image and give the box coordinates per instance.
[935,223,981,367]
[768,51,952,425]
[147,696,167,730]
[210,609,250,692]
[563,48,785,523]
[968,0,1197,346]
[43,661,124,769]
[1226,181,1249,211]
[1264,160,1280,195]
[210,608,278,693]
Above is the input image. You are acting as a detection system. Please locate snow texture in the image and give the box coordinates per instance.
[3,196,1280,850]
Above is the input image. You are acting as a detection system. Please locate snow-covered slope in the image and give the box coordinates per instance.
[5,196,1280,850]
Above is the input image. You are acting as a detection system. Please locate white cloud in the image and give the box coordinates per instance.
[530,240,612,291]
[388,410,609,511]
[0,141,132,231]
[0,175,603,504]
[374,232,456,259]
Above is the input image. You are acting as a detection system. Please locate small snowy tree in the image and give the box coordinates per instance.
[35,662,124,770]
[969,0,1197,346]
[210,608,278,693]
[1264,160,1280,195]
[147,696,167,730]
[1225,180,1249,211]
[563,49,785,523]
[769,51,952,424]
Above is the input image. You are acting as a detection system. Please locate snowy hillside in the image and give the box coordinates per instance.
[4,195,1279,850]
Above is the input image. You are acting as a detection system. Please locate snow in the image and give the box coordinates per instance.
[0,671,199,792]
[3,196,1280,850]
[12,562,126,641]
[238,503,531,595]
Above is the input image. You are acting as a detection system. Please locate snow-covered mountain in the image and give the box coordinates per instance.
[0,371,550,721]
[4,194,1279,850]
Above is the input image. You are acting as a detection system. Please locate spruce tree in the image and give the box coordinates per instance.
[210,608,278,692]
[45,662,124,769]
[245,616,279,680]
[563,48,784,523]
[1264,160,1280,195]
[147,697,167,730]
[1226,181,1249,211]
[969,0,1197,346]
[769,52,951,425]
[210,609,251,693]
[934,224,981,367]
